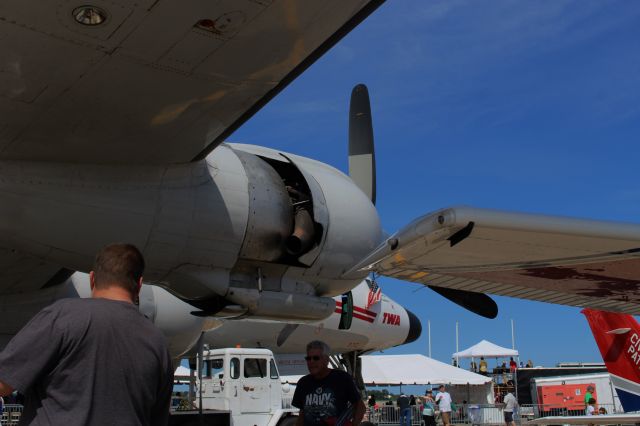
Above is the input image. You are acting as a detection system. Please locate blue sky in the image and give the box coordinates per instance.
[231,1,640,368]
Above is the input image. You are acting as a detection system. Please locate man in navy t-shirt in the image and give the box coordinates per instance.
[292,341,365,426]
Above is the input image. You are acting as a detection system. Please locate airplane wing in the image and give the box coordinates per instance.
[348,206,640,314]
[0,248,72,294]
[0,0,384,164]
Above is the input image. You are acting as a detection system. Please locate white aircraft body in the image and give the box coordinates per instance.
[2,1,640,354]
[200,280,421,355]
[1,272,418,359]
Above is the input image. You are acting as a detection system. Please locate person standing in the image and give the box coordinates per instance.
[0,243,174,425]
[584,385,595,414]
[397,393,411,426]
[422,390,436,426]
[435,385,452,426]
[503,384,518,426]
[293,340,365,426]
[479,357,488,375]
[367,394,377,422]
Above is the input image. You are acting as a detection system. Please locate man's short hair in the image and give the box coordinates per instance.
[93,243,145,293]
[306,340,331,356]
[438,385,445,390]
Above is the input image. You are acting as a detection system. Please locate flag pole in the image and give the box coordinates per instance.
[511,319,515,349]
[455,321,459,367]
[428,320,432,358]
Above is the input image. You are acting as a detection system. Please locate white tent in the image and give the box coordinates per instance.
[281,354,494,403]
[452,340,518,359]
[175,366,192,377]
[360,354,492,386]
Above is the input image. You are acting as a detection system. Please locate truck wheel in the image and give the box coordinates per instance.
[277,416,298,426]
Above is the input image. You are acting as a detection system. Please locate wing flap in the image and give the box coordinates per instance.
[350,206,640,314]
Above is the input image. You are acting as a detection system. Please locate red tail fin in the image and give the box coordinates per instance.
[582,308,640,412]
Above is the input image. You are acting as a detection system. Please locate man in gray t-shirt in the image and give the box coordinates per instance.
[0,244,174,426]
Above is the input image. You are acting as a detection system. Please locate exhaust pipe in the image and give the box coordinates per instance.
[286,208,315,255]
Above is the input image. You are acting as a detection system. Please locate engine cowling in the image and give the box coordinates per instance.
[228,144,383,296]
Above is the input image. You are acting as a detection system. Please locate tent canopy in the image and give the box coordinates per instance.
[359,354,492,385]
[452,339,518,359]
[174,365,192,377]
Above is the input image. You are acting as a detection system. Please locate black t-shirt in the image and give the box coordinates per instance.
[0,298,174,426]
[397,395,410,410]
[292,370,361,426]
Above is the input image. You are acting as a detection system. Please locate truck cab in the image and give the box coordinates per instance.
[196,348,298,426]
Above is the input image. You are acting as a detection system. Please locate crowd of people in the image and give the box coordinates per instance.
[585,385,608,418]
[364,380,519,426]
[469,357,534,376]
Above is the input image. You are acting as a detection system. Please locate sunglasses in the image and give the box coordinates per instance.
[305,355,322,361]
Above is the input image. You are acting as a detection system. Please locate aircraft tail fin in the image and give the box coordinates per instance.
[582,308,640,412]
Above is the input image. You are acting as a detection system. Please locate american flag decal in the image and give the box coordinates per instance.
[366,278,382,309]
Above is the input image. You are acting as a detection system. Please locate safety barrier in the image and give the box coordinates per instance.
[2,401,621,424]
[1,404,23,426]
[366,403,621,425]
[518,402,619,421]
[366,405,423,425]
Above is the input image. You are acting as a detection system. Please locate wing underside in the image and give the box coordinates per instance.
[0,0,383,164]
[0,247,72,295]
[350,206,640,314]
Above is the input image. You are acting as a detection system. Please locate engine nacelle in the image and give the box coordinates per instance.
[229,144,383,296]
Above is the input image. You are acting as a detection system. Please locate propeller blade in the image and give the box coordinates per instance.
[348,84,376,204]
[429,286,498,319]
[276,324,300,347]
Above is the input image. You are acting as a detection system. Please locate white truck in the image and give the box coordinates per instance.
[170,348,299,426]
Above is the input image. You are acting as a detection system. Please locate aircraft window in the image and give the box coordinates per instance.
[244,358,267,378]
[269,359,279,379]
[230,358,240,379]
[339,291,353,330]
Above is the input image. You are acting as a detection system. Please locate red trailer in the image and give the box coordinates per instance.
[537,383,596,411]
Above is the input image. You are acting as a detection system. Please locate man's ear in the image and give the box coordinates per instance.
[136,277,143,295]
[89,271,96,291]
